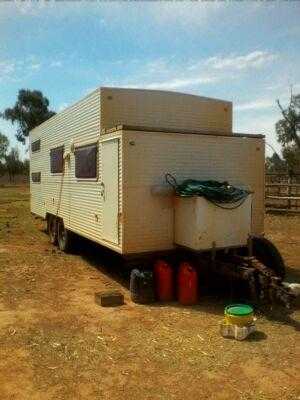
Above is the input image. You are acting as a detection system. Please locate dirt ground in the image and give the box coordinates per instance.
[0,185,299,400]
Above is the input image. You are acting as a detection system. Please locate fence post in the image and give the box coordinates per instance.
[288,176,292,210]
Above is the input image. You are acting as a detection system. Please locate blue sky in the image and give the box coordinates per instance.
[1,1,300,158]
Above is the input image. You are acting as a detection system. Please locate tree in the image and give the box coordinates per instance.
[0,132,9,177]
[276,92,300,173]
[22,159,30,176]
[0,162,5,177]
[0,132,9,161]
[282,145,300,175]
[5,147,22,183]
[1,89,55,144]
[265,152,287,173]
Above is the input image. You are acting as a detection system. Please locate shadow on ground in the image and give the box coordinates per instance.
[40,226,300,323]
[247,330,268,341]
[285,266,300,282]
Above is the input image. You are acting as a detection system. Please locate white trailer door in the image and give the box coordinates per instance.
[101,138,119,244]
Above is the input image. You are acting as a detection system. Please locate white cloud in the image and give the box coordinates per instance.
[205,51,277,71]
[110,51,276,93]
[0,1,223,30]
[146,2,223,26]
[294,83,300,91]
[0,56,43,81]
[116,57,218,90]
[266,83,284,91]
[50,61,62,68]
[235,110,283,156]
[141,76,216,91]
[30,62,41,71]
[0,60,15,81]
[13,1,37,16]
[104,57,220,92]
[144,59,169,75]
[0,0,50,18]
[58,103,68,112]
[235,98,275,111]
[265,79,300,100]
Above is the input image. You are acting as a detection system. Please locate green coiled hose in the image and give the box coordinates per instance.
[165,174,251,209]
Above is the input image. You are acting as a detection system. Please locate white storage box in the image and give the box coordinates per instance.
[174,195,252,251]
[220,321,256,340]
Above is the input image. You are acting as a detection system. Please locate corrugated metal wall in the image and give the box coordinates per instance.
[30,89,123,253]
[122,130,265,254]
[100,87,232,134]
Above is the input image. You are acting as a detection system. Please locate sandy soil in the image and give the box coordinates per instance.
[0,185,299,400]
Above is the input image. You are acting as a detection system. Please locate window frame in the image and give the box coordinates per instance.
[50,145,64,174]
[74,142,98,181]
[31,139,41,153]
[31,172,41,183]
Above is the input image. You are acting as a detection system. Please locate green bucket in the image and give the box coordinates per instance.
[225,304,254,326]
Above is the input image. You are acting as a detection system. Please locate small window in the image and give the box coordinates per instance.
[50,146,64,173]
[75,143,97,179]
[31,139,41,152]
[31,172,41,183]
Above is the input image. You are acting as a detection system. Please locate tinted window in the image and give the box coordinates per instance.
[50,146,64,173]
[31,172,41,183]
[31,139,41,152]
[75,143,97,179]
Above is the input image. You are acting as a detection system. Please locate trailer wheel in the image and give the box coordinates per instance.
[47,215,57,245]
[57,219,73,253]
[252,236,286,279]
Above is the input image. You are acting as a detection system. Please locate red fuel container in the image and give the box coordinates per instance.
[154,260,174,301]
[177,262,198,305]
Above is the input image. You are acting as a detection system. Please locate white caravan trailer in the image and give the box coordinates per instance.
[30,87,265,256]
[30,87,292,306]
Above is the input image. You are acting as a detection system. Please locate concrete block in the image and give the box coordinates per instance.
[95,290,124,307]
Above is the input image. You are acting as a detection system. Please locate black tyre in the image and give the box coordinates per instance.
[252,236,286,279]
[47,215,57,245]
[57,219,73,252]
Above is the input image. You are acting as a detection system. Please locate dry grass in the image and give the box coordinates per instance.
[0,185,299,400]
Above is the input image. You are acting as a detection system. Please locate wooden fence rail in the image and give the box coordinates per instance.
[266,173,300,184]
[265,182,300,213]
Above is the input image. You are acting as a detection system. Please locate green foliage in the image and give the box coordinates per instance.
[275,93,300,173]
[22,159,30,176]
[276,94,300,149]
[282,145,300,174]
[1,89,55,144]
[0,132,9,161]
[0,131,29,180]
[265,152,287,173]
[5,147,23,182]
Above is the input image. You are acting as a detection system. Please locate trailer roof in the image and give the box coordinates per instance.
[100,86,232,105]
[101,124,265,139]
[30,87,232,136]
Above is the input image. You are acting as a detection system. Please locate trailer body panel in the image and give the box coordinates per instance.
[30,87,264,256]
[122,129,264,254]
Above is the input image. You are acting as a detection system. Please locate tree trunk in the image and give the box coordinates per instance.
[293,128,300,149]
